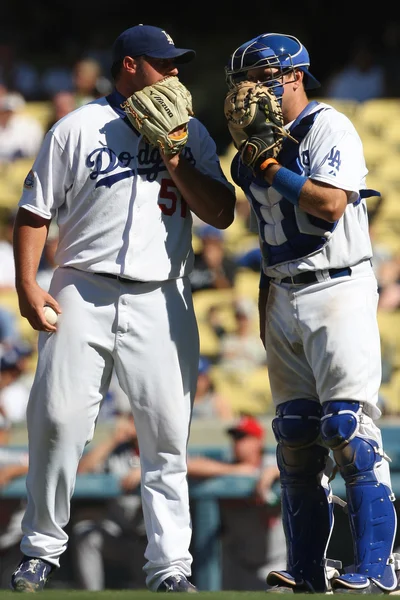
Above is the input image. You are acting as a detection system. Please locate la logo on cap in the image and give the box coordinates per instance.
[162,31,174,46]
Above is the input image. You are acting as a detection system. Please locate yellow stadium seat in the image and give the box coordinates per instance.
[0,177,20,210]
[313,97,360,121]
[6,158,34,196]
[0,158,36,209]
[197,322,221,359]
[357,99,400,137]
[211,365,272,416]
[22,101,53,131]
[192,289,236,332]
[374,158,400,188]
[383,118,400,151]
[362,139,389,177]
[234,268,260,303]
[379,368,400,416]
[378,311,400,370]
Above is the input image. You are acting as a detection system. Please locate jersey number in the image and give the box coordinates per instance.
[158,178,187,218]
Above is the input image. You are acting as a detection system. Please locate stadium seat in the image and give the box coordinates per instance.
[211,365,272,415]
[234,268,260,303]
[379,368,400,416]
[374,157,400,188]
[356,98,400,137]
[193,289,236,331]
[6,158,34,194]
[313,97,361,123]
[383,118,400,151]
[197,321,221,360]
[363,139,390,177]
[0,177,19,209]
[0,158,36,209]
[22,101,53,132]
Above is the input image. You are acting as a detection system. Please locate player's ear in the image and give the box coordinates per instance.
[293,69,304,89]
[122,56,137,74]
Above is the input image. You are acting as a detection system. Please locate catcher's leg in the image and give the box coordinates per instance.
[266,399,338,593]
[321,401,398,594]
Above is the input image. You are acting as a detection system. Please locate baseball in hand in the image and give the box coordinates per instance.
[43,306,58,325]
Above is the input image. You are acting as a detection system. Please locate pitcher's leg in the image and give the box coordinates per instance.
[115,277,199,591]
[20,270,116,567]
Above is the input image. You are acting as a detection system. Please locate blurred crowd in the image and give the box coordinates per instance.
[1,20,400,589]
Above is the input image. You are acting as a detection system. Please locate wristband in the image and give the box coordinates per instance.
[259,271,271,289]
[271,167,307,206]
[259,157,279,171]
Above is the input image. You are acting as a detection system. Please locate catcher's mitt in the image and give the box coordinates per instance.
[122,76,194,156]
[224,81,294,173]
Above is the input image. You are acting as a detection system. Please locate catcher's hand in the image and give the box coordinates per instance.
[224,81,294,174]
[122,76,194,156]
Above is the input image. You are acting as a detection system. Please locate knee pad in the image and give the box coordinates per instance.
[272,400,335,592]
[321,401,397,591]
[273,399,327,478]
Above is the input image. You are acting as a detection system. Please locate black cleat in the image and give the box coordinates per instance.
[157,574,198,593]
[10,555,55,592]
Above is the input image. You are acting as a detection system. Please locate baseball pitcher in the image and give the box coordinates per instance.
[10,24,235,593]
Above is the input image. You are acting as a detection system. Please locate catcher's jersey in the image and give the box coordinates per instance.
[19,92,233,282]
[232,101,376,279]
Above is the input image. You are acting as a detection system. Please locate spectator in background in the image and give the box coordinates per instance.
[0,42,40,101]
[0,343,34,426]
[189,224,237,293]
[71,413,146,590]
[187,414,285,590]
[39,39,81,99]
[0,92,44,164]
[0,209,17,292]
[72,58,112,106]
[0,308,19,353]
[0,420,29,588]
[324,36,385,102]
[192,356,234,421]
[207,303,228,341]
[236,245,262,273]
[376,256,400,312]
[219,298,267,381]
[45,91,77,131]
[379,21,400,98]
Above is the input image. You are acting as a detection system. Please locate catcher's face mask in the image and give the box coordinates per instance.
[225,32,320,99]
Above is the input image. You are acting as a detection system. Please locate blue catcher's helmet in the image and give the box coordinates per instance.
[225,33,320,95]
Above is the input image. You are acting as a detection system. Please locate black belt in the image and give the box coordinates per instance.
[279,267,352,285]
[95,272,139,284]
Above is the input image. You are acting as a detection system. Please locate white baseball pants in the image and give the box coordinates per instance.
[264,261,382,418]
[20,267,199,591]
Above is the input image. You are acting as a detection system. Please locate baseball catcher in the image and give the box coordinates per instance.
[122,76,194,155]
[224,81,294,174]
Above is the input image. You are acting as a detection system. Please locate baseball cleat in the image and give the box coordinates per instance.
[157,574,198,593]
[10,556,54,592]
[266,570,318,593]
[331,571,400,595]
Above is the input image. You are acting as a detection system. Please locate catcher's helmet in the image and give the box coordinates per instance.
[226,33,320,93]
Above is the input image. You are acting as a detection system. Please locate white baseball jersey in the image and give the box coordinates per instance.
[17,89,230,588]
[19,95,233,282]
[233,101,374,279]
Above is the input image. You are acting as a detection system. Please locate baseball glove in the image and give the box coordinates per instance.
[224,81,293,173]
[122,76,194,156]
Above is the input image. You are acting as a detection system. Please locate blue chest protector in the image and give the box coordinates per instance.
[231,104,379,267]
